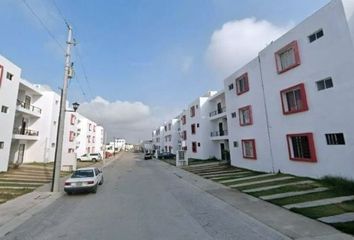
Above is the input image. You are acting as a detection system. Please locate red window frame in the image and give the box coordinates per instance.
[70,114,76,125]
[190,106,195,117]
[69,131,75,142]
[0,65,3,87]
[275,40,301,74]
[241,139,257,160]
[280,83,308,115]
[191,124,196,135]
[235,73,249,95]
[181,115,186,125]
[192,142,197,153]
[182,131,187,140]
[89,123,92,131]
[286,133,317,162]
[238,105,253,126]
[92,136,95,143]
[87,135,91,143]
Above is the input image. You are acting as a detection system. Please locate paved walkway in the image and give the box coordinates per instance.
[260,187,329,200]
[243,180,315,193]
[229,176,294,188]
[319,213,354,224]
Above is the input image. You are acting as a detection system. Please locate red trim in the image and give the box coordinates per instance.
[241,139,257,160]
[235,73,249,95]
[286,132,317,162]
[69,131,75,142]
[192,142,197,153]
[238,105,253,126]
[191,124,196,134]
[190,106,195,117]
[182,130,187,140]
[70,114,75,125]
[0,65,3,87]
[275,40,301,74]
[181,115,186,125]
[280,83,308,115]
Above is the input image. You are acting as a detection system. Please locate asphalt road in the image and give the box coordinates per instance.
[1,152,289,240]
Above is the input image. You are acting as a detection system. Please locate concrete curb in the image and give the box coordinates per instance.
[156,160,354,240]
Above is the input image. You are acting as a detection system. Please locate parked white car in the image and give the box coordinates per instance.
[77,153,102,162]
[64,167,104,194]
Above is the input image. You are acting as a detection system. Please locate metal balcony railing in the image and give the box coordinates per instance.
[210,130,228,137]
[13,128,39,136]
[17,100,42,115]
[209,107,226,117]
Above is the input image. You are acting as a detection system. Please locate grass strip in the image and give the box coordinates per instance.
[236,178,302,191]
[291,200,354,219]
[330,221,354,235]
[250,183,320,197]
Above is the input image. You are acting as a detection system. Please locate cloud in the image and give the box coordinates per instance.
[77,97,180,143]
[206,18,292,77]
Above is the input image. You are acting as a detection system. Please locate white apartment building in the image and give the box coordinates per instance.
[162,118,179,154]
[152,126,164,153]
[76,114,98,157]
[256,0,354,179]
[0,55,21,171]
[95,126,105,157]
[62,111,78,171]
[180,91,218,160]
[207,90,230,162]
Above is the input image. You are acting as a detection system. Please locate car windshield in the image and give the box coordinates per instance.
[71,170,94,178]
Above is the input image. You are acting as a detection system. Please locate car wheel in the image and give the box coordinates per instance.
[99,176,104,185]
[92,185,97,194]
[92,158,97,162]
[67,192,72,195]
[77,159,81,162]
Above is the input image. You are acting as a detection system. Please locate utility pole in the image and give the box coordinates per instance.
[51,24,75,192]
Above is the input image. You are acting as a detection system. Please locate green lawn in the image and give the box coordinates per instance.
[250,183,320,197]
[221,174,289,186]
[210,173,258,181]
[292,200,354,219]
[236,178,303,191]
[330,221,354,235]
[269,190,352,206]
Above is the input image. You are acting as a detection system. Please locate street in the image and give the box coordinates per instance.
[2,152,289,240]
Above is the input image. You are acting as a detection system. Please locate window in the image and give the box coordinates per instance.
[87,135,91,143]
[51,143,55,148]
[325,133,345,145]
[286,133,317,162]
[181,115,186,125]
[69,131,75,142]
[164,125,167,131]
[308,29,324,43]
[235,73,249,95]
[1,106,8,113]
[228,83,234,90]
[182,131,187,140]
[6,72,13,80]
[231,112,236,118]
[70,114,76,125]
[275,41,301,74]
[68,148,74,153]
[197,123,199,128]
[168,123,171,130]
[190,106,195,117]
[239,105,253,126]
[196,105,199,109]
[241,139,256,159]
[316,78,333,91]
[53,121,57,126]
[280,83,308,115]
[89,123,92,131]
[92,136,95,143]
[0,65,3,86]
[192,142,197,153]
[233,141,238,148]
[191,124,196,134]
[0,142,4,149]
[93,125,96,132]
[197,142,200,147]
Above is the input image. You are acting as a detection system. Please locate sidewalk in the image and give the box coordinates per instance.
[157,160,354,240]
[0,153,122,238]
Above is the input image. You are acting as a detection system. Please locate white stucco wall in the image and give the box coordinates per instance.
[0,55,20,171]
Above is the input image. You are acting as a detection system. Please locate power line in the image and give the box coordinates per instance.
[51,0,69,25]
[21,0,65,51]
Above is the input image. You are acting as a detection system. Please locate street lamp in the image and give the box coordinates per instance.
[72,102,80,112]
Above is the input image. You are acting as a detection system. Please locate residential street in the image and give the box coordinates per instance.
[1,152,289,240]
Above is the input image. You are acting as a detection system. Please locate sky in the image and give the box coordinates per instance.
[0,0,330,143]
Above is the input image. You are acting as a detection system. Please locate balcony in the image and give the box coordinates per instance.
[13,128,39,141]
[210,130,228,140]
[209,107,227,120]
[16,100,42,117]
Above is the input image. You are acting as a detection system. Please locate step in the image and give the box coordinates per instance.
[188,167,231,173]
[284,196,354,209]
[243,180,315,193]
[318,213,354,224]
[0,186,36,190]
[222,173,275,183]
[199,169,243,176]
[0,181,43,186]
[218,173,268,183]
[203,171,250,178]
[210,171,252,180]
[260,187,329,200]
[229,176,294,188]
